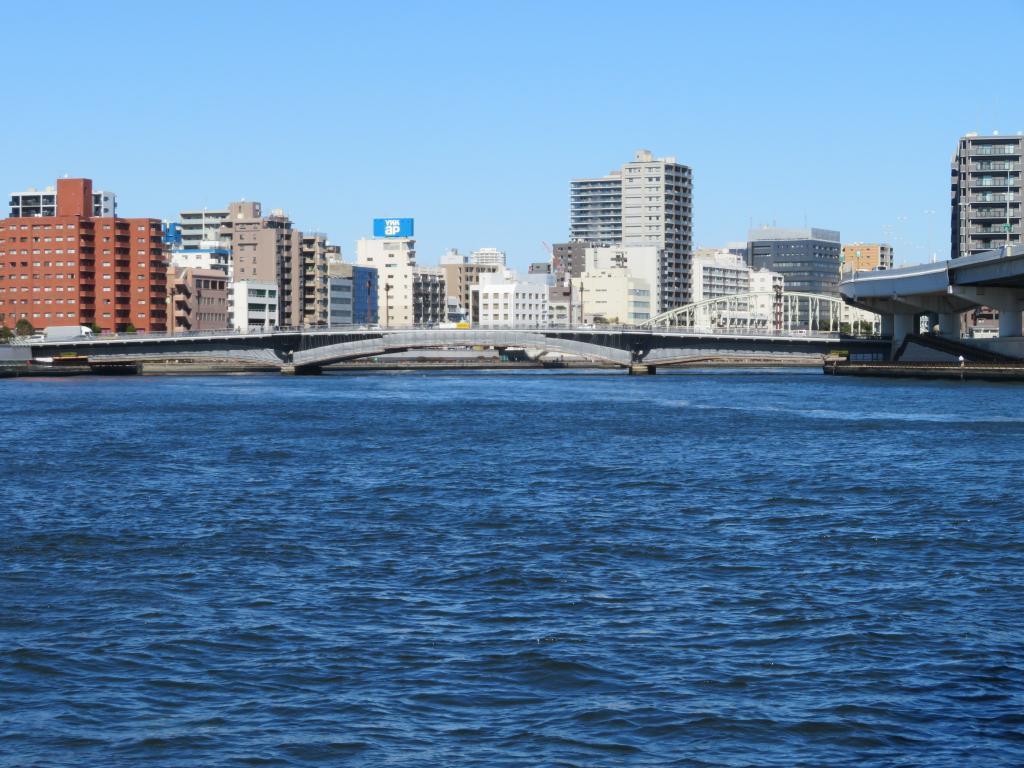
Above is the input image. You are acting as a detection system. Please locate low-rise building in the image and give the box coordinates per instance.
[171,268,229,332]
[750,267,784,295]
[327,262,378,325]
[471,270,549,327]
[571,268,651,325]
[528,262,555,286]
[549,285,571,325]
[230,280,278,330]
[170,244,230,275]
[441,261,499,323]
[584,245,662,312]
[327,275,353,325]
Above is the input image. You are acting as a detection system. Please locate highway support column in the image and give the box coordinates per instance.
[892,313,916,354]
[938,312,960,339]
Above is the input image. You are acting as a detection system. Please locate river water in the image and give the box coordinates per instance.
[2,369,1023,766]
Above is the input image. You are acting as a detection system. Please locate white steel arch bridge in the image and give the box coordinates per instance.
[641,291,879,334]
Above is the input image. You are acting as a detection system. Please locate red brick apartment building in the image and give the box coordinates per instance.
[0,178,167,333]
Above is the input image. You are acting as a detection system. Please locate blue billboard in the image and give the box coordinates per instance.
[373,218,414,238]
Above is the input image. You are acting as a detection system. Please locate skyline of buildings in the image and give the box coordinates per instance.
[6,130,1019,334]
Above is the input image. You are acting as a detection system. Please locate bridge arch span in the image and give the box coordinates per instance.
[292,329,633,367]
[641,291,870,334]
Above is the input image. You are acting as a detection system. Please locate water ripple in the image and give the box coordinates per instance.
[1,371,1023,766]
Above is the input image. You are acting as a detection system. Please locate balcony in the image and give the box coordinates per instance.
[969,145,1020,157]
[972,225,1019,235]
[973,162,1018,172]
[969,178,1016,188]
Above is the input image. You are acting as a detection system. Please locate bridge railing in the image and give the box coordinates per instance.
[26,322,857,345]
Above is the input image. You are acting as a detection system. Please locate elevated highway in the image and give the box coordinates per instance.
[840,244,1024,356]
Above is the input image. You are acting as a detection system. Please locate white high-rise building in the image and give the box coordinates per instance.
[570,149,692,310]
[470,247,507,267]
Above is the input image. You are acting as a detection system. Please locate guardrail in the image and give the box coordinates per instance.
[17,323,870,345]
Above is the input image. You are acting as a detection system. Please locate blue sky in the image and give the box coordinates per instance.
[4,0,1022,269]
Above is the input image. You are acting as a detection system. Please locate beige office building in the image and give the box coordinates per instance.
[571,268,651,325]
[441,262,499,319]
[841,243,894,274]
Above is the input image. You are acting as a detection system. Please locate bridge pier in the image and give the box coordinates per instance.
[280,364,322,375]
[938,312,960,339]
[998,308,1023,338]
[880,314,893,338]
[892,313,916,352]
[628,364,657,375]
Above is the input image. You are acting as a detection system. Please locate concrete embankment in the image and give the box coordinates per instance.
[824,359,1024,382]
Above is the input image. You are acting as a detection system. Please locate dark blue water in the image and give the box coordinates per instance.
[2,370,1023,767]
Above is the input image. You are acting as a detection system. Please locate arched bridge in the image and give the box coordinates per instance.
[28,325,890,374]
[642,291,875,334]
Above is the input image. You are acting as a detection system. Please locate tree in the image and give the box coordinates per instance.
[89,322,102,335]
[123,323,137,334]
[0,326,12,343]
[15,318,33,337]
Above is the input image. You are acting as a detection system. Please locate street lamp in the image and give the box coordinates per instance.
[384,282,392,328]
[924,209,936,262]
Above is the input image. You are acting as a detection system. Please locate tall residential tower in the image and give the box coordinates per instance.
[951,132,1023,258]
[569,149,693,310]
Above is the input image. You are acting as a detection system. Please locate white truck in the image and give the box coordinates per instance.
[42,325,94,341]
